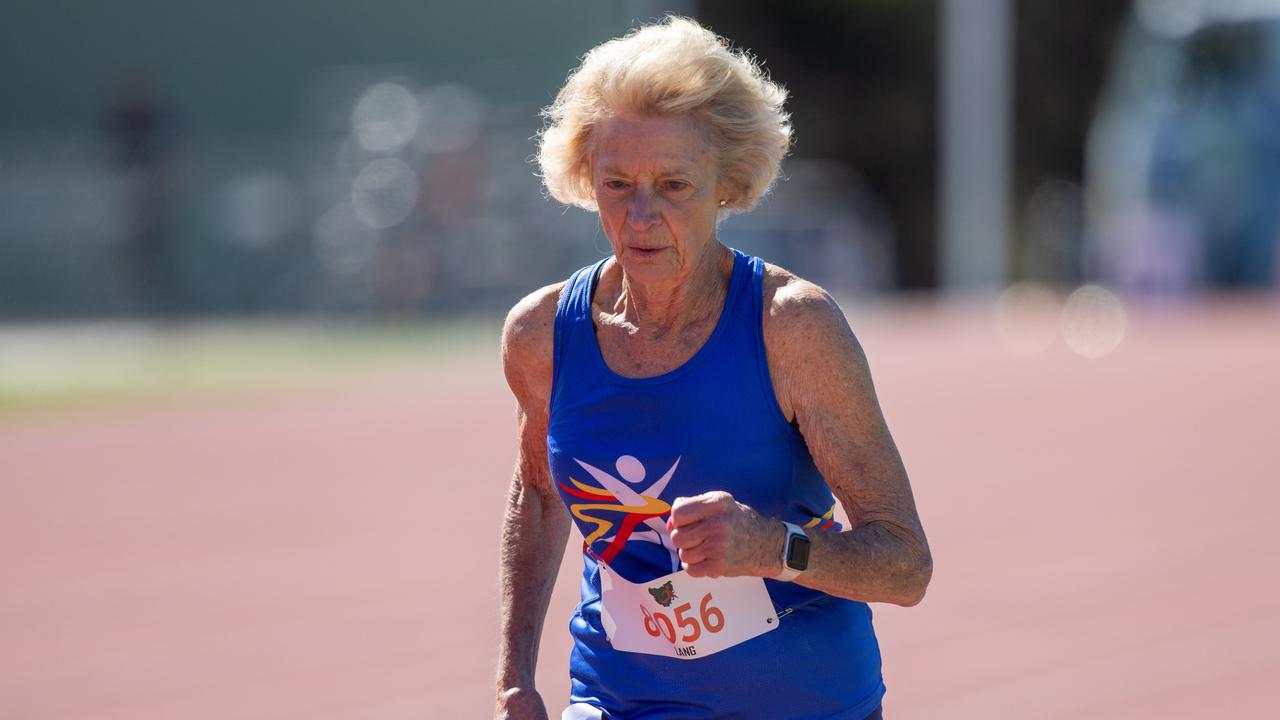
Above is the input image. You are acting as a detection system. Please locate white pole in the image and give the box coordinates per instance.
[940,0,1014,291]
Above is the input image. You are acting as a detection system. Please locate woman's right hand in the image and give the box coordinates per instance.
[495,687,550,720]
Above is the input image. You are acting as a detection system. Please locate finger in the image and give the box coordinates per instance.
[669,491,733,528]
[683,558,708,576]
[677,546,706,566]
[684,558,722,578]
[668,524,706,550]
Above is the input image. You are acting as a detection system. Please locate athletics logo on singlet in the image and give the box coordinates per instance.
[557,455,682,571]
[559,454,779,660]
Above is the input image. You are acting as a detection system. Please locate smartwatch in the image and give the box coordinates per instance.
[773,521,810,582]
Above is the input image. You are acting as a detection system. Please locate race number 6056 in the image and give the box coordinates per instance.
[640,592,725,644]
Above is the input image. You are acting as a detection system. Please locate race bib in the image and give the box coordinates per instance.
[599,563,779,660]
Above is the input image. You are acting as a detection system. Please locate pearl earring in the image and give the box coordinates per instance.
[719,199,727,207]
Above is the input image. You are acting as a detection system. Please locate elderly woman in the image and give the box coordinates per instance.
[495,16,931,720]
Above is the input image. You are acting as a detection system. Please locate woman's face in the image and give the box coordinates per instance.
[591,114,723,284]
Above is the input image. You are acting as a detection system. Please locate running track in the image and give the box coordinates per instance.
[2,299,1277,718]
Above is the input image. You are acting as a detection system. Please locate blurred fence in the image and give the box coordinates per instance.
[0,71,895,320]
[6,1,1279,323]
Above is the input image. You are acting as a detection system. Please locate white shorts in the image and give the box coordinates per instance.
[562,702,605,720]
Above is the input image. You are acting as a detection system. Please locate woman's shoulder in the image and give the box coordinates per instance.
[501,281,566,409]
[759,261,850,336]
[503,281,565,346]
[758,263,870,424]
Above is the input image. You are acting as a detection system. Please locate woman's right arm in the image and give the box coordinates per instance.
[495,284,571,720]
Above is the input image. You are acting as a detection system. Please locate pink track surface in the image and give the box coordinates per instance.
[2,299,1278,719]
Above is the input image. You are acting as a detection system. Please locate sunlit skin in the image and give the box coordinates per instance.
[592,114,724,276]
[589,114,735,367]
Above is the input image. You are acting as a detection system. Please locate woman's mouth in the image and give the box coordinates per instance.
[628,245,667,257]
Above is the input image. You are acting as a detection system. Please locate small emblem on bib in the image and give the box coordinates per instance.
[648,581,677,607]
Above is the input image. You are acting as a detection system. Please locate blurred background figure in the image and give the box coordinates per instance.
[1089,0,1280,296]
[103,71,180,317]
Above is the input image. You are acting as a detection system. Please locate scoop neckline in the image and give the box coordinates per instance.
[585,248,745,387]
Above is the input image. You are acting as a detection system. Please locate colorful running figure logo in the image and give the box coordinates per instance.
[558,455,681,571]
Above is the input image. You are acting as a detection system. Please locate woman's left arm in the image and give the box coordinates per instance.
[668,274,932,606]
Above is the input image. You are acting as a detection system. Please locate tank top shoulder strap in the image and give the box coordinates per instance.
[726,250,794,433]
[552,256,609,406]
[725,248,766,333]
[737,250,765,317]
[555,257,606,328]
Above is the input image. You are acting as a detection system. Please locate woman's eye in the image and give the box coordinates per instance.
[604,180,629,190]
[664,181,690,192]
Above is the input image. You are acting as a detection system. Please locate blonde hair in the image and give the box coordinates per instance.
[537,16,792,216]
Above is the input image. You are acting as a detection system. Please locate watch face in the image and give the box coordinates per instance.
[786,534,811,571]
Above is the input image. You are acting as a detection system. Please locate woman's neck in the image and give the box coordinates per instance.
[611,243,732,337]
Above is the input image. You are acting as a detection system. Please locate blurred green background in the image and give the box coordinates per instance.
[20,0,1276,406]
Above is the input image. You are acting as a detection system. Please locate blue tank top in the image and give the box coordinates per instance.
[548,248,886,719]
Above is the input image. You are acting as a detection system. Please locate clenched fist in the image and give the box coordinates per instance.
[666,491,787,578]
[494,687,548,720]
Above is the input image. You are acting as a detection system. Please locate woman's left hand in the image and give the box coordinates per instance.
[667,492,785,578]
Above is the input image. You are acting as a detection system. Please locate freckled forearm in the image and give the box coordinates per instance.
[791,520,932,606]
[762,283,934,602]
[496,477,570,691]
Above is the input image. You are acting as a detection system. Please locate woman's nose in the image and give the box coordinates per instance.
[626,190,661,230]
